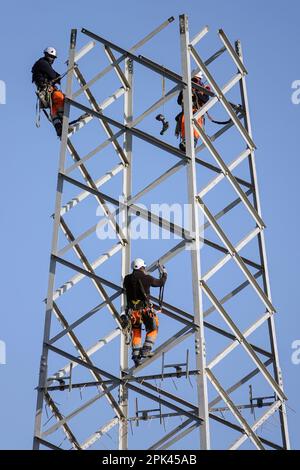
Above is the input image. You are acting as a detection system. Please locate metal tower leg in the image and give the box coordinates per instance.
[119,57,133,450]
[179,14,210,449]
[235,40,291,450]
[33,29,77,450]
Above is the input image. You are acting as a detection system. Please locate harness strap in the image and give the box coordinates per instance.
[42,109,52,122]
[49,89,53,116]
[35,83,54,127]
[35,95,41,128]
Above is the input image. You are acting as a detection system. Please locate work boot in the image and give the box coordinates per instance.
[140,345,154,359]
[53,121,62,138]
[133,356,142,367]
[132,348,142,367]
[179,140,186,152]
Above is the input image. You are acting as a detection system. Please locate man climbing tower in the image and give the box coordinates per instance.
[32,47,65,137]
[122,258,167,367]
[175,71,211,151]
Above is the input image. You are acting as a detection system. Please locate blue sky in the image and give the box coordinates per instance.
[0,0,299,450]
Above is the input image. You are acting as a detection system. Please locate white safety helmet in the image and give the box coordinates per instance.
[195,70,204,80]
[44,46,57,58]
[132,258,146,270]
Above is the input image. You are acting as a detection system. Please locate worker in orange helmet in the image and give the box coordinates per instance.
[122,258,167,367]
[175,70,211,152]
[32,47,65,138]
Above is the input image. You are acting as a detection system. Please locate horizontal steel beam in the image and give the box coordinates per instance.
[61,173,261,274]
[34,437,63,451]
[49,328,120,378]
[74,17,175,98]
[60,163,124,218]
[46,343,203,424]
[53,254,122,292]
[68,86,126,137]
[82,28,185,86]
[45,370,200,391]
[67,98,190,162]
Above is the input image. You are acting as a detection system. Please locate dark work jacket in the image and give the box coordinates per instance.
[123,269,167,308]
[177,78,210,109]
[31,57,60,88]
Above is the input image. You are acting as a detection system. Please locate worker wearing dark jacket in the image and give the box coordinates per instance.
[175,71,210,151]
[123,258,167,366]
[32,47,65,137]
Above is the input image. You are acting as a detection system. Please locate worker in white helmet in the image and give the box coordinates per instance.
[175,69,211,151]
[32,47,65,137]
[122,258,167,366]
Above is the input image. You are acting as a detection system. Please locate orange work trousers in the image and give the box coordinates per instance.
[180,111,204,140]
[131,308,159,350]
[50,88,65,119]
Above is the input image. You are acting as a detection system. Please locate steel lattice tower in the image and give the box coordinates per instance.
[33,15,290,450]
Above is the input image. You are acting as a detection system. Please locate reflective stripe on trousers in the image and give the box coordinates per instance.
[131,309,159,349]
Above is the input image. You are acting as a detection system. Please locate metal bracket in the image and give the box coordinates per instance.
[249,385,276,420]
[161,350,191,386]
[134,397,163,427]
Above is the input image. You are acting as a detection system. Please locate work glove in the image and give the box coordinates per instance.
[158,264,167,276]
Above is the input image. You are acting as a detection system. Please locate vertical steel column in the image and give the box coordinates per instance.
[235,40,291,450]
[33,29,77,450]
[119,58,133,449]
[179,14,210,449]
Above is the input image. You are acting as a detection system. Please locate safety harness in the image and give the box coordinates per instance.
[123,271,159,345]
[35,81,53,127]
[34,67,70,129]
